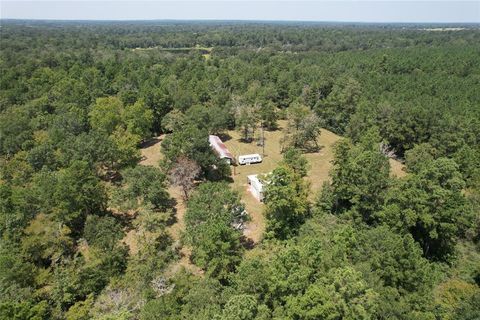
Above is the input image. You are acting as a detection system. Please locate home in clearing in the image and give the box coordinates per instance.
[209,135,235,164]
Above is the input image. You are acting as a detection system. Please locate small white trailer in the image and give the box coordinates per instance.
[238,154,262,165]
[247,174,265,201]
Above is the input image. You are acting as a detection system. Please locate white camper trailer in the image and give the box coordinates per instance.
[238,154,262,165]
[247,174,265,201]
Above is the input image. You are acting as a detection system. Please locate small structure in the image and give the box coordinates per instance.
[238,153,262,165]
[247,174,265,202]
[209,135,234,164]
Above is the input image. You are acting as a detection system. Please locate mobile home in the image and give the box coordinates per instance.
[209,135,234,164]
[247,174,265,201]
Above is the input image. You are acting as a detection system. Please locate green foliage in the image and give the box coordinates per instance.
[285,267,378,320]
[282,103,321,152]
[89,97,124,135]
[21,213,74,266]
[162,120,232,180]
[0,300,49,320]
[281,147,309,177]
[0,106,33,156]
[405,143,438,174]
[0,242,35,300]
[382,157,472,261]
[185,182,245,279]
[320,138,390,224]
[1,21,479,319]
[65,294,94,320]
[221,294,259,320]
[315,76,361,134]
[186,104,230,135]
[83,215,124,251]
[452,291,480,320]
[233,98,260,142]
[353,226,434,293]
[109,126,142,168]
[123,99,154,139]
[112,165,171,211]
[264,166,310,239]
[31,160,106,232]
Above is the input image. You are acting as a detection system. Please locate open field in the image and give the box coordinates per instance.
[224,121,406,243]
[224,121,341,243]
[137,122,406,248]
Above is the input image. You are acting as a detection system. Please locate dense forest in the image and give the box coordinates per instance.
[1,20,480,320]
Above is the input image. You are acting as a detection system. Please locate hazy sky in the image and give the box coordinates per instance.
[1,1,479,23]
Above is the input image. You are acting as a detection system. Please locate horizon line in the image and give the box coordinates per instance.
[2,18,479,24]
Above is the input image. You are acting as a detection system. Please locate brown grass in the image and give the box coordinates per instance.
[224,121,405,243]
[224,121,341,243]
[389,158,407,178]
[139,135,164,166]
[135,123,406,264]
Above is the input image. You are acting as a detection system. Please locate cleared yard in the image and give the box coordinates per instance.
[137,121,406,250]
[224,121,341,243]
[224,121,406,243]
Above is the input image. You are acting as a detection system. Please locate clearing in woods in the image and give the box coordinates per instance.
[135,121,406,273]
[224,120,341,243]
[224,120,405,243]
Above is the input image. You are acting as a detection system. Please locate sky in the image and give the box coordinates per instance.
[1,1,479,23]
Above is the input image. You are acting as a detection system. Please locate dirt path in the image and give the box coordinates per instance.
[137,136,203,276]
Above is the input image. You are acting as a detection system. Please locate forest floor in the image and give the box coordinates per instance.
[134,122,406,273]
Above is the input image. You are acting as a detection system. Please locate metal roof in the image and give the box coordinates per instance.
[209,135,234,160]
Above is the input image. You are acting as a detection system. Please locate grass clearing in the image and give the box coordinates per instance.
[224,121,405,243]
[389,158,407,178]
[224,121,341,243]
[137,121,406,253]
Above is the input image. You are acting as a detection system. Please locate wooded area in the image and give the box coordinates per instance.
[1,20,479,319]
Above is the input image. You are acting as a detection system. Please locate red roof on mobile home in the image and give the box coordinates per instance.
[209,135,234,160]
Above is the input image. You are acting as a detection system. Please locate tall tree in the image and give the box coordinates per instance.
[263,166,309,239]
[381,158,473,261]
[319,137,390,224]
[184,182,246,279]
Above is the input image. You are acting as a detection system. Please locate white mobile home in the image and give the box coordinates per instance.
[238,154,262,165]
[247,174,265,202]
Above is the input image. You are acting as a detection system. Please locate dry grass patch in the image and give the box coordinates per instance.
[139,135,164,167]
[389,158,406,178]
[224,121,342,243]
[137,123,406,252]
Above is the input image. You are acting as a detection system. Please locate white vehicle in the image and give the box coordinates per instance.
[238,154,262,165]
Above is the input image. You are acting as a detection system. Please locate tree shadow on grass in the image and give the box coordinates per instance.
[301,144,324,154]
[140,136,162,149]
[240,235,256,250]
[165,197,179,227]
[218,132,233,142]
